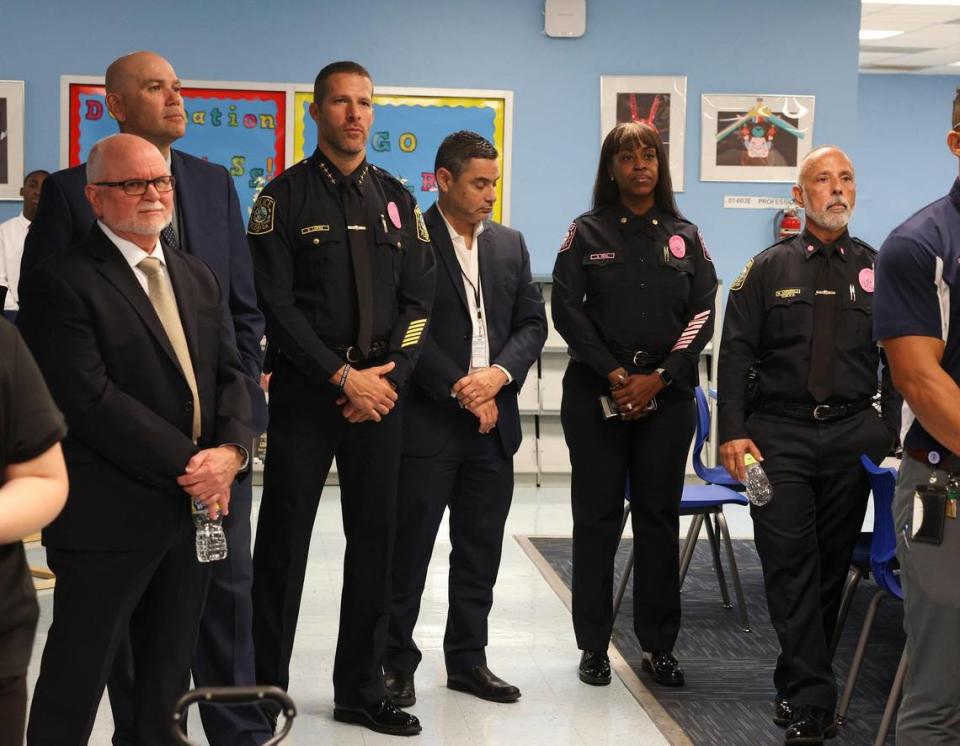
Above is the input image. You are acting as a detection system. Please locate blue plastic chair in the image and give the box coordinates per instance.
[836,455,906,745]
[612,387,752,632]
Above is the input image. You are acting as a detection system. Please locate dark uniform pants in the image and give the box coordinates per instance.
[746,407,890,711]
[385,411,513,675]
[252,356,402,709]
[561,361,695,653]
[27,517,210,746]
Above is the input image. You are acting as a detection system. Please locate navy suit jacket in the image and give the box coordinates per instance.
[404,203,547,458]
[21,150,266,431]
[18,226,254,551]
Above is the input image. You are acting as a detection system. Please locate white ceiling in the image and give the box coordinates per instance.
[860,0,960,74]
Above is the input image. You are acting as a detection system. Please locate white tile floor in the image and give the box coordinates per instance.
[28,482,721,746]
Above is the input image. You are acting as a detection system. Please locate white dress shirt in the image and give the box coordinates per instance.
[436,207,513,383]
[0,213,30,310]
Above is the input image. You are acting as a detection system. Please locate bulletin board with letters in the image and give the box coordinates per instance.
[61,77,513,223]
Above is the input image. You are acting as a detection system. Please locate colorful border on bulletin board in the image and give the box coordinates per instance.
[293,87,512,224]
[61,76,291,215]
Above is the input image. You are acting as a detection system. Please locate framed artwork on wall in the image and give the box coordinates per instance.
[700,93,815,182]
[0,81,25,200]
[600,75,687,191]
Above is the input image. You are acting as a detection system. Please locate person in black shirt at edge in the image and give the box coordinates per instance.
[718,146,897,745]
[552,121,718,689]
[248,61,435,738]
[0,319,67,746]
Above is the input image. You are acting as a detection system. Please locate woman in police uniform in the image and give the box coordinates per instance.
[552,122,717,688]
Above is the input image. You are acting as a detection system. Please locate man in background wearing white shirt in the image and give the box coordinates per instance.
[0,170,47,320]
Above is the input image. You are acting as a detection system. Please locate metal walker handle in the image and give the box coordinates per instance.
[172,685,296,745]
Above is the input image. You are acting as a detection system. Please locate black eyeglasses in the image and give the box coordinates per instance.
[92,176,175,195]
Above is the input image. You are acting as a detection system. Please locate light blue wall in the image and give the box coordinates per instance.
[1,0,861,286]
[855,73,960,249]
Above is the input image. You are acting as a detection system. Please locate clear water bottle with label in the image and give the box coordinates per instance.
[743,453,773,506]
[192,500,228,562]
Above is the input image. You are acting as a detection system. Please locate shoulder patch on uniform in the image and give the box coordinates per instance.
[248,195,275,235]
[697,229,713,262]
[559,222,577,253]
[731,258,754,292]
[414,204,430,243]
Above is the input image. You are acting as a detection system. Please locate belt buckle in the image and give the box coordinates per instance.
[813,404,831,421]
[632,350,646,367]
[344,346,362,363]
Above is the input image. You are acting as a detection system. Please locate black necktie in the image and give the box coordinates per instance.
[340,177,373,356]
[807,245,838,402]
[160,222,179,251]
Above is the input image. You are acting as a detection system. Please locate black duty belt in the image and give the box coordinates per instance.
[906,448,960,473]
[329,340,388,363]
[611,347,667,371]
[753,398,873,423]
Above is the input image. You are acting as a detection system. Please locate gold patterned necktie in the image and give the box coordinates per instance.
[137,256,201,441]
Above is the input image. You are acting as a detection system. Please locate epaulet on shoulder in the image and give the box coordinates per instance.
[757,236,793,257]
[578,206,605,222]
[852,236,878,254]
[370,164,405,189]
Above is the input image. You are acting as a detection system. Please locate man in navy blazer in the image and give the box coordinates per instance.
[383,131,547,705]
[20,52,269,745]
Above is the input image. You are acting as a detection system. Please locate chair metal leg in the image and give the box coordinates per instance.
[830,566,864,661]
[837,589,887,725]
[612,546,635,621]
[678,514,704,588]
[874,650,907,746]
[716,511,751,633]
[704,512,732,608]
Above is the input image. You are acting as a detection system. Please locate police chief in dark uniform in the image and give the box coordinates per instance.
[248,61,435,738]
[552,121,717,689]
[718,146,896,745]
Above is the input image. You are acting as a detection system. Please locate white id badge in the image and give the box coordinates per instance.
[471,333,488,369]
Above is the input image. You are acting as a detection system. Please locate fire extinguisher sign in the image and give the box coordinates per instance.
[723,195,796,210]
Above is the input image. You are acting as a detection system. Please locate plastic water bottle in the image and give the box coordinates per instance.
[192,500,228,562]
[743,453,773,506]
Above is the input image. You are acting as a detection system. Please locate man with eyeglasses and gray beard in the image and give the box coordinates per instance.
[717,146,898,745]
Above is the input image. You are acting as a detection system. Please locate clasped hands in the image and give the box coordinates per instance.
[606,366,664,421]
[452,366,507,434]
[177,446,245,518]
[333,361,398,424]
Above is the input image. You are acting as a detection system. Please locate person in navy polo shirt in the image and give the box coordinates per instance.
[874,90,960,745]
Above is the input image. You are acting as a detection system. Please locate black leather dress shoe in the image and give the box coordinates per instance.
[333,697,422,736]
[784,705,837,744]
[384,669,416,707]
[774,697,795,727]
[578,650,611,685]
[447,665,521,703]
[641,651,685,687]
